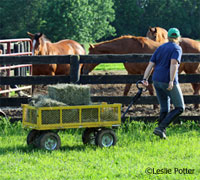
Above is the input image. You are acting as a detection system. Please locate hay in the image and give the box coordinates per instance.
[81,108,98,122]
[29,94,48,106]
[35,98,67,107]
[27,84,94,124]
[48,84,91,105]
[29,94,67,107]
[101,109,119,121]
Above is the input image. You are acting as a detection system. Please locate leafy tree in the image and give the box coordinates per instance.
[0,0,115,43]
[33,0,116,43]
[0,0,43,39]
[112,0,200,39]
[0,0,199,41]
[112,0,146,36]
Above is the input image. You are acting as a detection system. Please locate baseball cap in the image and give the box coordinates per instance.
[168,28,181,38]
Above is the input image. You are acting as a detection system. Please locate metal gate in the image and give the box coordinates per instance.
[0,38,32,97]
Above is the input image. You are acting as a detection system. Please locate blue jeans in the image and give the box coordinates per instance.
[153,81,185,113]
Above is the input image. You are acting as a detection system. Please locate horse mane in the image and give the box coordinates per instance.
[41,34,51,43]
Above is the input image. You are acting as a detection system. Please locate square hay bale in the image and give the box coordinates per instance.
[48,84,91,105]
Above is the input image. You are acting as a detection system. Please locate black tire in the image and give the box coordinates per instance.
[82,128,99,145]
[38,132,61,151]
[0,109,8,120]
[96,129,117,148]
[27,130,41,147]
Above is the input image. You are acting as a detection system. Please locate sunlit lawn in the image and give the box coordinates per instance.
[0,119,200,180]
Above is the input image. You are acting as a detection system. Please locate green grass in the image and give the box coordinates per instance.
[82,43,125,71]
[94,63,125,71]
[0,118,200,180]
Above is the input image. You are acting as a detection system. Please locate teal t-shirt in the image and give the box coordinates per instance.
[150,42,182,84]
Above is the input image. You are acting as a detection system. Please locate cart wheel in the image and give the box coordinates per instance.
[96,129,117,148]
[27,130,41,146]
[82,128,99,145]
[0,109,8,121]
[38,132,61,151]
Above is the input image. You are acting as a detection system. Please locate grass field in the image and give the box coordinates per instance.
[94,63,125,71]
[0,119,199,180]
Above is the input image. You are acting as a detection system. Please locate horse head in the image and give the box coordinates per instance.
[81,44,98,74]
[146,27,168,43]
[27,32,45,55]
[146,27,158,41]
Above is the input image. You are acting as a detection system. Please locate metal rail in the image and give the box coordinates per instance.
[0,38,32,96]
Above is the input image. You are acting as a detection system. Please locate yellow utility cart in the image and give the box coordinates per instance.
[22,103,121,151]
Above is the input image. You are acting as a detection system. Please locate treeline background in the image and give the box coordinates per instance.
[0,0,199,43]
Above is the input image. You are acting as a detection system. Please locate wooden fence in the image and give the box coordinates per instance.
[0,54,200,122]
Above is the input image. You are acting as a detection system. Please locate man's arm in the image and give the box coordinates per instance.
[167,59,179,90]
[142,62,155,87]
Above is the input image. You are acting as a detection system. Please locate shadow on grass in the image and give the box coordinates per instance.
[167,122,200,136]
[0,145,39,155]
[60,144,97,151]
[0,144,97,155]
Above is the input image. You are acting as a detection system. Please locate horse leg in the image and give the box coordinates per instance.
[191,83,200,109]
[183,64,200,109]
[147,84,158,109]
[32,85,35,95]
[123,84,132,96]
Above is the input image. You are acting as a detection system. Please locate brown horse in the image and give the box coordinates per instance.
[146,27,200,108]
[27,32,85,76]
[27,32,86,93]
[82,35,162,101]
[146,27,168,43]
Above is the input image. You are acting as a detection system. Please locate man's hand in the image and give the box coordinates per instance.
[142,80,149,87]
[167,81,173,91]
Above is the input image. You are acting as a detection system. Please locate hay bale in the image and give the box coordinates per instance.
[48,84,91,105]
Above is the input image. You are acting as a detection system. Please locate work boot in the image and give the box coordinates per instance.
[153,127,167,139]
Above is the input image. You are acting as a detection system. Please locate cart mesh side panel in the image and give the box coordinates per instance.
[62,109,79,123]
[82,108,98,122]
[26,109,37,124]
[41,110,60,124]
[101,107,118,121]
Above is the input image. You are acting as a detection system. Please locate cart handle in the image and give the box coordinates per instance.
[136,80,148,92]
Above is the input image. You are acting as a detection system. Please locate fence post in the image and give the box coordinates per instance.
[70,55,80,84]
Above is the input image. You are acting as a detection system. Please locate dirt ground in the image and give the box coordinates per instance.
[88,70,200,117]
[2,70,200,118]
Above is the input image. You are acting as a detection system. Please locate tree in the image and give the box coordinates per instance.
[36,0,116,42]
[0,0,115,43]
[0,0,43,39]
[112,0,146,36]
[112,0,200,39]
